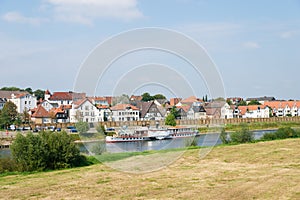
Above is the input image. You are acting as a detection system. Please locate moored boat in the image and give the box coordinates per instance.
[167,126,199,138]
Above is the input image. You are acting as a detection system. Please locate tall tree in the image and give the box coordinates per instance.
[153,94,166,100]
[165,113,176,126]
[0,101,18,128]
[247,100,261,105]
[33,89,45,100]
[170,106,180,119]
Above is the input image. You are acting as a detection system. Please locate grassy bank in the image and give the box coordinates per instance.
[199,121,300,133]
[0,138,299,199]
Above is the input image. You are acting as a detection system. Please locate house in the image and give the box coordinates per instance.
[97,105,112,122]
[49,105,70,123]
[0,98,6,110]
[110,104,140,121]
[136,101,166,120]
[187,105,206,119]
[9,93,37,113]
[90,97,109,106]
[237,105,270,118]
[264,101,300,117]
[69,98,100,123]
[204,102,233,119]
[170,98,182,106]
[40,100,59,111]
[176,105,191,119]
[48,91,86,106]
[31,105,51,124]
[176,96,202,106]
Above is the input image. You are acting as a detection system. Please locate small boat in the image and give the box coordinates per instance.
[167,126,199,139]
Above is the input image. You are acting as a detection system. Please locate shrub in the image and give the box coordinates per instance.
[261,127,299,141]
[11,131,84,172]
[220,128,230,144]
[230,123,254,144]
[75,121,89,134]
[184,137,198,147]
[0,157,18,173]
[90,142,106,155]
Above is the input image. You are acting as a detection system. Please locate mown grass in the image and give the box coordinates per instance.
[0,138,299,199]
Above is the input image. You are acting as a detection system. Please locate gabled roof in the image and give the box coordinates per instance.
[73,98,94,109]
[192,105,206,112]
[130,95,143,101]
[49,91,86,101]
[238,105,268,115]
[177,105,191,113]
[181,96,202,104]
[136,101,153,118]
[264,101,300,110]
[0,90,30,99]
[31,105,50,118]
[110,104,139,111]
[246,96,276,101]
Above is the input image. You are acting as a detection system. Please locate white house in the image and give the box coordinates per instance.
[69,98,100,123]
[187,105,206,119]
[0,98,5,110]
[47,91,86,107]
[97,105,112,122]
[264,101,300,117]
[238,105,270,118]
[110,104,140,121]
[204,102,233,119]
[9,93,37,113]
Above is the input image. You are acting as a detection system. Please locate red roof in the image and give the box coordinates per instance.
[264,101,300,110]
[31,105,50,118]
[238,105,268,115]
[110,104,139,111]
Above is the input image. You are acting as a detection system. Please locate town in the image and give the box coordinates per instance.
[0,87,299,129]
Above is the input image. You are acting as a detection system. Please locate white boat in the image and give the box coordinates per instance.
[105,128,150,143]
[167,126,199,139]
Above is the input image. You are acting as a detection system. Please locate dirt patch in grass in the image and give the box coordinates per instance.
[0,139,299,199]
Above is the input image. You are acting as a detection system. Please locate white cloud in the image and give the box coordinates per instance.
[243,41,260,49]
[45,0,143,25]
[280,31,299,39]
[2,11,48,25]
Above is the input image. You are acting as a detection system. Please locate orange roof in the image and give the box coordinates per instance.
[110,104,139,111]
[97,105,109,109]
[181,96,203,103]
[264,101,300,109]
[238,105,267,115]
[176,105,191,113]
[31,105,50,118]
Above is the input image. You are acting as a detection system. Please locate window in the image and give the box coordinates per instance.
[25,101,27,104]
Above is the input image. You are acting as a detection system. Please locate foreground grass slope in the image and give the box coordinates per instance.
[1,139,300,200]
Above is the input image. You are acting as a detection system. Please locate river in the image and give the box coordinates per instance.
[0,129,276,157]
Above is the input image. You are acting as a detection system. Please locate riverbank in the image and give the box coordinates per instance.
[0,138,299,199]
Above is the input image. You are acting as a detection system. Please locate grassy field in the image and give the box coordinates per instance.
[0,139,300,199]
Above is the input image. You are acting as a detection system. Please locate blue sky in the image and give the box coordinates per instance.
[0,0,300,99]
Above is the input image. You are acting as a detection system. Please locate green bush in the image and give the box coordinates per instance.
[75,121,89,133]
[0,157,18,173]
[230,124,254,144]
[220,128,230,144]
[90,142,106,155]
[11,131,84,172]
[261,127,299,141]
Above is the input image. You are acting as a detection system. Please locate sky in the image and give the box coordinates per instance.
[0,0,300,100]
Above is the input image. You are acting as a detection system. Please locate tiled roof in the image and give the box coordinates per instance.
[0,90,29,99]
[177,105,191,113]
[49,91,86,101]
[31,105,50,118]
[110,104,139,111]
[97,105,109,109]
[181,96,202,103]
[264,101,300,110]
[136,101,154,118]
[246,96,276,101]
[238,105,268,115]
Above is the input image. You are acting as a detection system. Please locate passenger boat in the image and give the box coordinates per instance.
[167,126,199,138]
[105,128,150,143]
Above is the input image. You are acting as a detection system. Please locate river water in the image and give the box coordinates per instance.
[0,129,276,157]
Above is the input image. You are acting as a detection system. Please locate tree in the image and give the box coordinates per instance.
[0,86,20,91]
[33,89,45,100]
[247,100,261,105]
[153,94,166,100]
[230,123,254,143]
[11,131,83,171]
[165,113,176,126]
[226,99,232,105]
[237,100,247,106]
[170,106,180,119]
[75,121,89,134]
[141,92,154,102]
[0,101,18,129]
[25,87,33,94]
